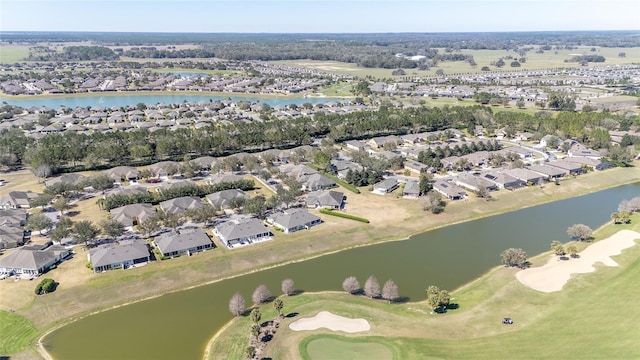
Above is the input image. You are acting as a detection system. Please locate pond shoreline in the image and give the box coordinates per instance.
[35,174,640,360]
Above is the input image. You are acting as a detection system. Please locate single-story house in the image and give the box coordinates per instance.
[503,168,545,185]
[433,180,467,200]
[503,146,534,159]
[156,180,197,192]
[527,164,567,179]
[0,245,70,275]
[159,196,205,214]
[0,191,40,209]
[0,208,27,226]
[301,173,336,192]
[455,173,498,192]
[153,229,214,258]
[547,160,585,175]
[404,161,429,174]
[110,203,156,227]
[402,181,420,198]
[45,173,88,187]
[205,189,250,209]
[482,171,525,189]
[564,156,603,170]
[213,218,274,248]
[540,135,561,148]
[190,156,220,170]
[88,240,151,273]
[305,190,346,209]
[0,225,24,249]
[367,135,401,149]
[344,140,367,152]
[568,145,602,160]
[106,186,149,198]
[267,208,322,233]
[373,178,399,194]
[104,166,139,182]
[330,159,362,179]
[147,161,181,178]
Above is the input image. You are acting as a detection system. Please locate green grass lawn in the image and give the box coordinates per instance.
[301,335,396,360]
[0,310,39,355]
[0,45,31,64]
[209,214,640,359]
[271,46,640,79]
[146,67,246,77]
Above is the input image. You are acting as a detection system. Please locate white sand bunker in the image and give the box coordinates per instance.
[289,311,371,333]
[517,230,640,293]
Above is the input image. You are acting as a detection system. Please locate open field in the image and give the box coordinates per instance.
[0,45,32,64]
[272,46,640,79]
[1,166,638,359]
[210,214,640,359]
[303,336,395,360]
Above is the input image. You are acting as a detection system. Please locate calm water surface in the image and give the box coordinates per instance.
[43,183,640,360]
[0,94,342,109]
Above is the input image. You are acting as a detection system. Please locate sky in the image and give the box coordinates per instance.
[1,0,638,33]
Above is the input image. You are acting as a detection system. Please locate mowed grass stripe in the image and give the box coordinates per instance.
[0,310,39,355]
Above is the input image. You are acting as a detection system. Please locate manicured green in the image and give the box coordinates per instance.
[319,208,369,223]
[210,214,640,360]
[302,335,395,360]
[0,311,39,355]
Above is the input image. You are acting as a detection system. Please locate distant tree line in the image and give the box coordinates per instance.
[27,46,119,61]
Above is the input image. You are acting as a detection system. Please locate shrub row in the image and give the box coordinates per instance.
[319,209,369,223]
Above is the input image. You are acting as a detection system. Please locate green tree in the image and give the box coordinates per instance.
[500,248,528,268]
[250,308,261,324]
[418,174,432,196]
[438,290,451,311]
[52,197,69,214]
[273,298,284,317]
[35,278,57,295]
[72,220,100,246]
[250,324,261,341]
[25,213,53,235]
[100,219,125,238]
[245,346,256,359]
[426,286,440,313]
[551,240,565,256]
[29,194,54,209]
[567,245,578,258]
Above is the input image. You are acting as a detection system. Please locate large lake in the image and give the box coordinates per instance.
[42,183,640,360]
[0,94,342,109]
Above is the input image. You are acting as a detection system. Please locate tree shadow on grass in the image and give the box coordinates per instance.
[393,296,410,304]
[65,211,80,217]
[289,289,305,296]
[285,312,299,318]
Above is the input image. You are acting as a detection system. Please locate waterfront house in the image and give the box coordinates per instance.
[305,190,346,209]
[503,168,545,185]
[213,218,274,248]
[527,164,566,179]
[88,240,151,273]
[402,180,420,198]
[266,208,322,233]
[455,173,497,192]
[153,229,214,258]
[373,178,399,194]
[0,245,70,276]
[433,180,467,200]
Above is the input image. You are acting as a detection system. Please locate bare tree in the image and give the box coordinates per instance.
[364,275,381,298]
[32,164,51,183]
[229,292,246,317]
[382,279,399,303]
[252,285,271,304]
[342,276,360,294]
[567,224,593,241]
[281,278,295,296]
[619,197,640,213]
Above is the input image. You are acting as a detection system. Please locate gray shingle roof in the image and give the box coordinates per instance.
[0,248,55,272]
[268,209,321,230]
[110,203,156,227]
[205,189,249,209]
[306,190,345,208]
[89,241,150,269]
[159,196,205,214]
[214,218,272,243]
[154,229,212,255]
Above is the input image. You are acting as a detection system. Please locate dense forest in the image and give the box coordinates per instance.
[1,104,637,175]
[6,31,640,68]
